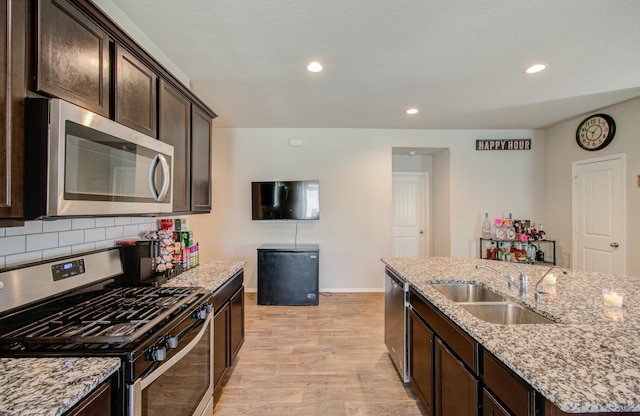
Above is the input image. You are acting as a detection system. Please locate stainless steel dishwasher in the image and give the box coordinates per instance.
[384,268,410,383]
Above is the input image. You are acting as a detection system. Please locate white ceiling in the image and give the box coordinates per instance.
[109,0,640,129]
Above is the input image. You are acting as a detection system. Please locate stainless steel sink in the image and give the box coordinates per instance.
[431,283,506,303]
[460,302,556,325]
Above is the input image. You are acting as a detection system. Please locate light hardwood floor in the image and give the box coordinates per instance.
[213,292,427,416]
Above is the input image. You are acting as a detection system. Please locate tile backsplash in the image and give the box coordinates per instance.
[0,217,161,269]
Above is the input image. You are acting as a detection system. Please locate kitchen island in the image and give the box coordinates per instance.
[382,256,640,414]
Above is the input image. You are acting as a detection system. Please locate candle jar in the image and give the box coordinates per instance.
[603,289,625,321]
[603,289,624,308]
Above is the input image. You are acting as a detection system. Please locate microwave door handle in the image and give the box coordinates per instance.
[149,154,171,201]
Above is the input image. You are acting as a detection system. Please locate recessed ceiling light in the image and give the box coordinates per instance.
[525,64,546,74]
[406,108,419,115]
[307,61,323,73]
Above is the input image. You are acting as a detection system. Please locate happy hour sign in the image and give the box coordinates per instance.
[476,139,531,151]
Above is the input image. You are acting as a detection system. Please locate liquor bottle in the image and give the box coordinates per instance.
[538,223,546,240]
[482,213,492,238]
[494,218,505,240]
[505,213,516,241]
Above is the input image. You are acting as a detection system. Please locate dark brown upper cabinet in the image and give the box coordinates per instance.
[159,78,191,213]
[37,0,110,117]
[114,44,157,137]
[0,0,26,225]
[191,104,212,212]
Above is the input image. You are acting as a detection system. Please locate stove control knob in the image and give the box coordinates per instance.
[166,336,178,349]
[151,346,166,362]
[193,305,209,320]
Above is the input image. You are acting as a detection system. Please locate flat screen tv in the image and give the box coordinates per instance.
[251,180,320,220]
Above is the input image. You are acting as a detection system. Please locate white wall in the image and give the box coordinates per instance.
[188,128,546,291]
[544,96,640,275]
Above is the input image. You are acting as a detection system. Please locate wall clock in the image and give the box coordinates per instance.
[575,113,616,151]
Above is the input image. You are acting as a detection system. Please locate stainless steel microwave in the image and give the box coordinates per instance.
[25,98,174,219]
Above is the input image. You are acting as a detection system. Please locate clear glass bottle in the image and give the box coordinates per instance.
[505,213,516,241]
[494,218,505,240]
[482,213,492,238]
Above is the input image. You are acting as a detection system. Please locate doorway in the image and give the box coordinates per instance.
[392,172,429,257]
[572,154,626,274]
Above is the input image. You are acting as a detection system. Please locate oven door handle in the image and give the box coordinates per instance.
[131,310,212,416]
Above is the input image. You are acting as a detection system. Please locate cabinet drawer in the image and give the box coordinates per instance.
[410,290,477,372]
[483,351,535,416]
[211,270,243,312]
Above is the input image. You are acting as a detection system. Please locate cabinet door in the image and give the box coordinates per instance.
[115,44,157,137]
[37,0,110,116]
[190,104,212,212]
[409,310,433,415]
[0,0,25,224]
[434,338,477,416]
[483,389,511,416]
[159,79,191,212]
[213,302,230,389]
[66,379,112,416]
[484,351,535,416]
[230,287,245,361]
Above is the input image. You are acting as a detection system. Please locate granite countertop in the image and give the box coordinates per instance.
[162,260,246,292]
[381,256,640,413]
[0,357,120,416]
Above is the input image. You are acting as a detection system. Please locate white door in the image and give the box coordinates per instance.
[572,154,625,274]
[392,173,428,257]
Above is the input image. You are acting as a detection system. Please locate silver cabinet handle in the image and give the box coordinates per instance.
[610,242,620,248]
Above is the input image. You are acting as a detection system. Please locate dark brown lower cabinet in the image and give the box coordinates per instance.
[435,338,477,416]
[483,351,536,416]
[65,377,112,416]
[213,302,230,389]
[483,389,510,416]
[230,287,245,361]
[409,309,433,415]
[212,270,245,397]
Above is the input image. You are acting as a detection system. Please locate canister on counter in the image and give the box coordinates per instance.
[174,218,189,232]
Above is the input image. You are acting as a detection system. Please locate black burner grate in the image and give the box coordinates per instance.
[0,286,202,345]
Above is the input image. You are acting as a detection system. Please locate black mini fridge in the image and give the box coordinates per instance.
[257,244,319,305]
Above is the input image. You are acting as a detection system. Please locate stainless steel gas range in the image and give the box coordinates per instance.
[0,248,213,416]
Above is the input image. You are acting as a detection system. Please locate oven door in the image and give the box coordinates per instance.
[130,310,213,416]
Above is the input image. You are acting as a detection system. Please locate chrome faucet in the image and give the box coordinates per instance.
[476,264,515,290]
[476,264,528,298]
[509,263,528,298]
[535,266,567,303]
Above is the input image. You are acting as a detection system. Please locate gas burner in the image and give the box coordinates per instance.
[155,297,179,308]
[59,325,87,338]
[100,322,139,337]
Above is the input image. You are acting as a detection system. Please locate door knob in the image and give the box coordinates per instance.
[419,230,424,235]
[610,242,619,248]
